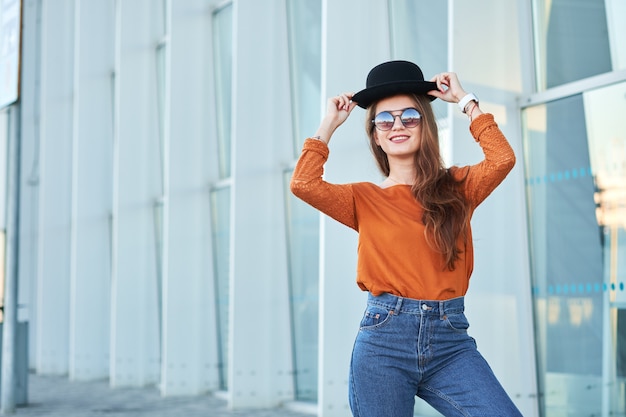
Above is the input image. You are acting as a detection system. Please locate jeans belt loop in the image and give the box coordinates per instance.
[394,296,403,315]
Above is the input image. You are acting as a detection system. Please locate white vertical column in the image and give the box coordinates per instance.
[160,0,219,395]
[451,1,539,416]
[68,0,115,381]
[111,0,162,387]
[228,0,293,409]
[35,0,75,375]
[18,0,42,372]
[318,2,391,416]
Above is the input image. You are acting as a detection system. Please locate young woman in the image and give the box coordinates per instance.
[290,60,523,417]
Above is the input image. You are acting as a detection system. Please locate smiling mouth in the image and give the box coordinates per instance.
[390,135,409,143]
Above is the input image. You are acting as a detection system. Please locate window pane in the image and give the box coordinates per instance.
[532,0,612,90]
[523,81,626,415]
[286,0,321,155]
[212,4,233,179]
[388,0,448,119]
[606,0,626,70]
[210,186,231,390]
[284,170,319,402]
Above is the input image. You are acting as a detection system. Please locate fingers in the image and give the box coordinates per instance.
[429,72,466,103]
[335,92,355,111]
[430,72,454,93]
[322,92,357,131]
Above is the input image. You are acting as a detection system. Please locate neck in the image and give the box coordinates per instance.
[387,163,416,185]
[387,175,412,185]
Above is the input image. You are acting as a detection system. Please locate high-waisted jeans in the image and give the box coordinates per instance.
[349,293,523,417]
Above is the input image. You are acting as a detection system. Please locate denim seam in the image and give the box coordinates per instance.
[421,383,471,417]
[349,366,361,417]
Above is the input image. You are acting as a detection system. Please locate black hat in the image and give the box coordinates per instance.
[352,60,437,109]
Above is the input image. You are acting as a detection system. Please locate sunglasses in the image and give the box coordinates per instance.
[372,108,422,131]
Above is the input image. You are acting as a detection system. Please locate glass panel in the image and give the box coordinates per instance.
[286,0,321,155]
[212,3,233,179]
[284,170,319,402]
[585,81,626,414]
[605,0,626,70]
[388,0,448,120]
[532,0,612,91]
[523,81,626,416]
[211,186,231,390]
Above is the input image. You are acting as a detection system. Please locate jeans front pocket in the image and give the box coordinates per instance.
[443,311,470,333]
[359,304,394,330]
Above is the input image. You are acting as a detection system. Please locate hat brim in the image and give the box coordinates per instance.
[352,81,438,109]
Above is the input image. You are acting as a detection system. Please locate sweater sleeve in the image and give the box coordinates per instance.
[454,113,516,208]
[290,139,358,230]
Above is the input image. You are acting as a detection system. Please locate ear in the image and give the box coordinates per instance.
[374,131,380,146]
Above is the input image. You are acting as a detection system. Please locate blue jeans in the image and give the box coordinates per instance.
[349,293,523,417]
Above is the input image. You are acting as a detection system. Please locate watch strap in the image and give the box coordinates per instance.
[458,93,478,113]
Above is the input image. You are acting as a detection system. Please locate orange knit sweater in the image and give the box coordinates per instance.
[290,114,515,300]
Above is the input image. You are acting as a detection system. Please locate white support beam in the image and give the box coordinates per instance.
[227,0,294,409]
[110,0,162,388]
[160,0,219,395]
[68,0,115,382]
[35,0,75,375]
[18,0,43,372]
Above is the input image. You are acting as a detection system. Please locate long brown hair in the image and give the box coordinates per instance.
[365,93,469,271]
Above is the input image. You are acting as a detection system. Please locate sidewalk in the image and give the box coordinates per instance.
[12,373,313,417]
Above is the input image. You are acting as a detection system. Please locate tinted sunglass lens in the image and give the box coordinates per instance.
[401,108,421,127]
[374,112,395,130]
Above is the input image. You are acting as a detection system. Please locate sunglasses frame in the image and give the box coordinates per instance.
[371,107,422,131]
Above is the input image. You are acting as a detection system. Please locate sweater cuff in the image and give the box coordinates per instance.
[469,113,496,141]
[303,137,330,157]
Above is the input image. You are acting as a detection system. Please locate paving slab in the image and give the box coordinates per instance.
[10,374,312,417]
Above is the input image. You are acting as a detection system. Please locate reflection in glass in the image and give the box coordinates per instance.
[286,0,321,155]
[531,0,611,90]
[388,0,447,119]
[284,170,319,402]
[585,81,626,414]
[212,3,233,179]
[523,81,626,415]
[211,186,231,390]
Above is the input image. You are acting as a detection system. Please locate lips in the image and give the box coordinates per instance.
[390,135,409,143]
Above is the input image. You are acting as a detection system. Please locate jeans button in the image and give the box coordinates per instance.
[421,304,428,311]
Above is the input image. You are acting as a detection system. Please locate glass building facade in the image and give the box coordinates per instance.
[524,1,626,414]
[1,0,624,416]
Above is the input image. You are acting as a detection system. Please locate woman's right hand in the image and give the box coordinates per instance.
[314,93,358,143]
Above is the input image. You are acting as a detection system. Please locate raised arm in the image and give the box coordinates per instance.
[452,114,516,208]
[290,93,360,230]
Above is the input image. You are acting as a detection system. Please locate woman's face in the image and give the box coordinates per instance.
[373,94,422,159]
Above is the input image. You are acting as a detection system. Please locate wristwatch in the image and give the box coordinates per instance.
[458,93,479,114]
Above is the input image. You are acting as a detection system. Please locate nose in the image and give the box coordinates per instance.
[391,115,404,129]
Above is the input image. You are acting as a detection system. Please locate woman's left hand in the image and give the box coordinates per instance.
[428,72,467,104]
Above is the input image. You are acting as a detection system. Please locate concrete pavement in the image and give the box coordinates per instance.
[11,373,313,417]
